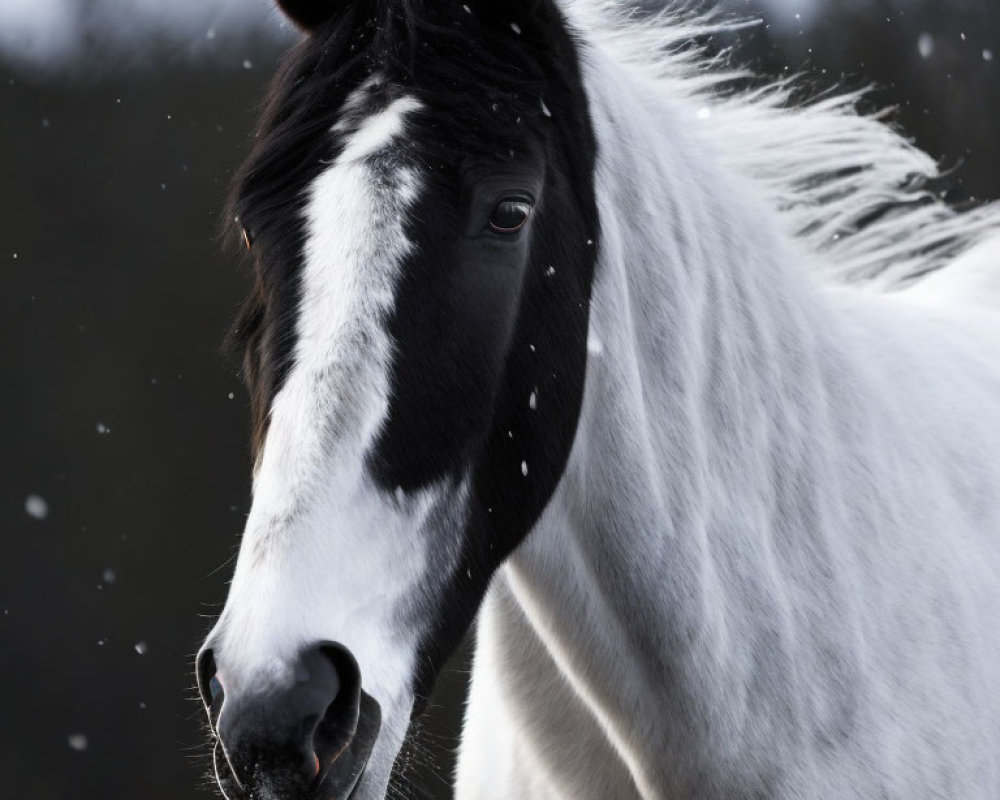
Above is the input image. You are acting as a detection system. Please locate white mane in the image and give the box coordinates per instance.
[564,0,1000,288]
[460,8,1000,798]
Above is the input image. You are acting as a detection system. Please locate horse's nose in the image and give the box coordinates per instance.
[197,643,367,796]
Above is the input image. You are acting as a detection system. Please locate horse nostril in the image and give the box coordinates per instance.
[312,643,363,774]
[208,642,372,794]
[196,647,223,719]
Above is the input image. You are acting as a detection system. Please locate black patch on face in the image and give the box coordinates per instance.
[354,5,599,702]
[225,0,598,718]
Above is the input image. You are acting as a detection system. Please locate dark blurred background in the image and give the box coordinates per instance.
[1,1,997,798]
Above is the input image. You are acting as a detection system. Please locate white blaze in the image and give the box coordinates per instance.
[212,95,436,722]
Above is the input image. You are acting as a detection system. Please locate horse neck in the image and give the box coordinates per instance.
[503,50,878,791]
[573,51,849,522]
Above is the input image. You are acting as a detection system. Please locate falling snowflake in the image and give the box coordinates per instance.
[917,33,934,59]
[25,495,49,520]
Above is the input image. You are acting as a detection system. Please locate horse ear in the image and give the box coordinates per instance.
[275,0,343,33]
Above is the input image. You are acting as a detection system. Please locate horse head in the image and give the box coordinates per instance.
[197,1,598,797]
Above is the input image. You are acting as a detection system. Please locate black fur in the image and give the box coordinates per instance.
[372,5,600,704]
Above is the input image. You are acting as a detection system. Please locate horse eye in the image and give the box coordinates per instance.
[489,200,532,233]
[209,675,223,703]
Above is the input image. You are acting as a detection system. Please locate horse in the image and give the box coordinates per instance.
[195,1,1000,798]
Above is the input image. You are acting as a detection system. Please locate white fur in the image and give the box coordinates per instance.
[337,96,422,163]
[459,15,1000,800]
[903,234,1000,311]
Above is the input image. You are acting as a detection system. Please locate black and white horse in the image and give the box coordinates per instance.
[197,1,1000,798]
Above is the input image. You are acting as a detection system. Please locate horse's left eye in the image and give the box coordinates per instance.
[490,200,532,233]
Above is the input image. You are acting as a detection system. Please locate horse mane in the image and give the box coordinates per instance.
[564,0,1000,288]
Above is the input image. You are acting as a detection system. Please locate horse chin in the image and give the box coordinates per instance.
[211,749,374,800]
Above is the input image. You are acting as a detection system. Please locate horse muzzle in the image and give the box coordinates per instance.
[197,642,382,800]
